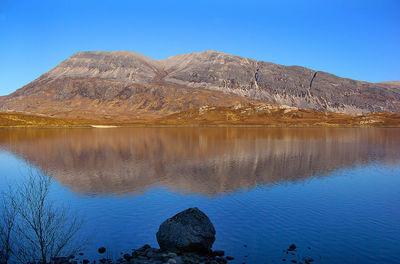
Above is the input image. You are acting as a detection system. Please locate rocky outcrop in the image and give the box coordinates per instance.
[1,50,399,119]
[156,208,216,253]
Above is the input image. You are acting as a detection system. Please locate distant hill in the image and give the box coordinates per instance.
[1,50,399,121]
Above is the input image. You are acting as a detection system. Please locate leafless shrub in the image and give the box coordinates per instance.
[0,189,17,264]
[1,170,85,263]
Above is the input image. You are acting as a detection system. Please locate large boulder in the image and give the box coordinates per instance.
[156,207,216,253]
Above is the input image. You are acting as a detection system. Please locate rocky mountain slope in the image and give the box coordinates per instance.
[1,50,399,120]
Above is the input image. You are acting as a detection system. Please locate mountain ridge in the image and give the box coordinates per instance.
[1,50,399,120]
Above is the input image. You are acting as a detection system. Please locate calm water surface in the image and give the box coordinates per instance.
[0,128,399,263]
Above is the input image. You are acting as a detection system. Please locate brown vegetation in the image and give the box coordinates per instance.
[154,103,400,127]
[0,112,87,128]
[1,102,400,128]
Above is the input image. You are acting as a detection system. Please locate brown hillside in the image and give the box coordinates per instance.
[1,103,399,128]
[155,103,400,127]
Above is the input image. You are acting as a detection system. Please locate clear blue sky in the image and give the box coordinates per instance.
[0,0,399,95]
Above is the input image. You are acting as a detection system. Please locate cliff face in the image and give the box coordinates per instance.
[162,52,400,113]
[1,50,399,119]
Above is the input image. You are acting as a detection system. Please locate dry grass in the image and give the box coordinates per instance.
[154,104,400,127]
[1,104,400,128]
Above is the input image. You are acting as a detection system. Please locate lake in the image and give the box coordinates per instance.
[0,127,399,264]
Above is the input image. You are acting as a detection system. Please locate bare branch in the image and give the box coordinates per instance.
[1,169,86,263]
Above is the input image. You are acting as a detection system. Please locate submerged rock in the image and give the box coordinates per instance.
[156,207,216,253]
[213,250,225,257]
[98,246,106,254]
[288,244,297,251]
[302,256,314,263]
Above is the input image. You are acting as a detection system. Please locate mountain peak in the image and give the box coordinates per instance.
[1,50,400,120]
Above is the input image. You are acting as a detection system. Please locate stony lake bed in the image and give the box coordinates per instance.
[0,127,399,264]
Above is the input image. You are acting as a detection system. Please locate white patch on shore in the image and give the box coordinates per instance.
[91,125,118,128]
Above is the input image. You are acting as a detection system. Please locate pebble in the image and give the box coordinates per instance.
[302,256,314,263]
[216,257,227,264]
[213,250,225,257]
[168,259,177,264]
[167,253,177,258]
[288,244,297,251]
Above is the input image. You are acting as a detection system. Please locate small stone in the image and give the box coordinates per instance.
[226,256,234,261]
[146,249,157,258]
[123,253,131,260]
[139,244,151,251]
[288,244,296,251]
[282,259,286,261]
[291,261,297,263]
[83,260,89,264]
[213,250,225,257]
[98,247,106,254]
[167,252,177,258]
[243,244,247,248]
[302,256,314,263]
[168,259,177,264]
[79,253,84,256]
[216,257,227,264]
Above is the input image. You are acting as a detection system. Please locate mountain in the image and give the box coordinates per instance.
[1,50,399,120]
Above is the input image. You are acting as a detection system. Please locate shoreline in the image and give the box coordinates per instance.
[1,108,400,129]
[51,243,316,264]
[1,124,400,129]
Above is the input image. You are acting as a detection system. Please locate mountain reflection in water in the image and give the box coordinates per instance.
[0,128,399,197]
